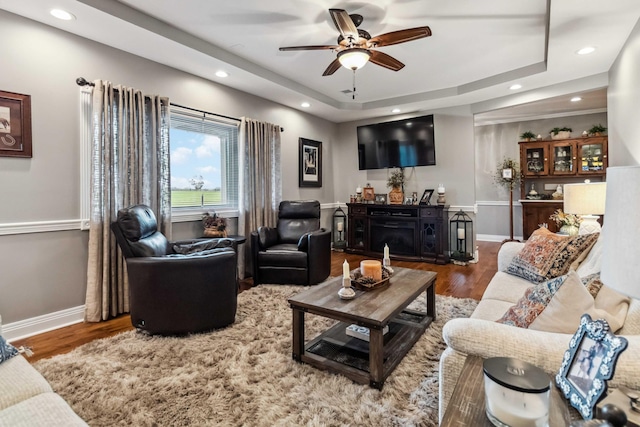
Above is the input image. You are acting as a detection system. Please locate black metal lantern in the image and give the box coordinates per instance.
[450,210,474,264]
[332,206,347,250]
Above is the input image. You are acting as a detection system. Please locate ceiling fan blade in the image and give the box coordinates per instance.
[369,51,405,71]
[369,26,432,47]
[322,58,342,76]
[279,45,338,51]
[329,9,358,41]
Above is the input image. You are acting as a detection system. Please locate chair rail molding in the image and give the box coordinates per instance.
[0,219,82,236]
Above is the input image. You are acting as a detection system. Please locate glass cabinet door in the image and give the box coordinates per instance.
[522,143,549,176]
[550,141,575,175]
[349,217,366,250]
[578,139,607,174]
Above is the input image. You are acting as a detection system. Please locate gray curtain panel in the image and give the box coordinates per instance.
[85,80,171,322]
[238,117,282,279]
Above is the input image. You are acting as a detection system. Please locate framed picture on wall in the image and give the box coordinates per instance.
[0,90,32,158]
[299,138,322,187]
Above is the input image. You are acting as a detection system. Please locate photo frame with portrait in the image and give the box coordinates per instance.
[419,189,434,205]
[299,138,322,187]
[502,168,513,180]
[555,314,628,420]
[0,90,32,158]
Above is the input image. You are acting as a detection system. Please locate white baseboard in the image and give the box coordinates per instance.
[3,305,85,342]
[477,234,524,243]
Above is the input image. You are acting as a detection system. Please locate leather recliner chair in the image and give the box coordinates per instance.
[111,204,238,335]
[251,200,331,286]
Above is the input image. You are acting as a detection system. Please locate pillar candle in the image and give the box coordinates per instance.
[383,244,389,259]
[457,228,465,239]
[342,260,350,279]
[360,260,382,281]
[337,222,344,232]
[437,184,445,194]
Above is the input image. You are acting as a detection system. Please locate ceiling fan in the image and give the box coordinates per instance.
[279,8,432,76]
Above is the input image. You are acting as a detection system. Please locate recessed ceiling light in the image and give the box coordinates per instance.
[577,46,596,55]
[509,84,522,90]
[391,108,401,113]
[571,96,582,102]
[50,9,76,20]
[215,70,229,78]
[301,102,310,108]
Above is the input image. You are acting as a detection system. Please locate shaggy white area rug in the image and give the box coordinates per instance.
[34,285,477,427]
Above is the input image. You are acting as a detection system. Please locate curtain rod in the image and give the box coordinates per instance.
[76,77,284,132]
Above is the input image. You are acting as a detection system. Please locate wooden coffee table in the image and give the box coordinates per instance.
[288,267,436,389]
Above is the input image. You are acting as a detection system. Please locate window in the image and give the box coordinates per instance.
[170,106,239,212]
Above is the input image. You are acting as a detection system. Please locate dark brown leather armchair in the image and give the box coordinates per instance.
[251,200,331,286]
[111,204,237,335]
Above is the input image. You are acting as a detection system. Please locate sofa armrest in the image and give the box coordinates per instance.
[497,241,525,272]
[306,229,332,285]
[443,318,640,389]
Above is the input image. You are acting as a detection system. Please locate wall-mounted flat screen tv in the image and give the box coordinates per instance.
[356,114,435,170]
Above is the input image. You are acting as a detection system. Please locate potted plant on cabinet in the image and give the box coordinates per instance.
[386,168,406,205]
[520,131,536,142]
[588,124,607,136]
[550,127,572,140]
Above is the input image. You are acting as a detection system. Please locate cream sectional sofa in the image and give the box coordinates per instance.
[0,317,87,426]
[438,238,640,421]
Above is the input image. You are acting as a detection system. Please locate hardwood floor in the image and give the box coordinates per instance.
[13,241,500,363]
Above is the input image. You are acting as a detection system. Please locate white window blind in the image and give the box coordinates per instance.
[169,106,239,211]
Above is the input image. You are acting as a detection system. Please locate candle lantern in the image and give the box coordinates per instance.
[450,209,474,265]
[332,205,347,250]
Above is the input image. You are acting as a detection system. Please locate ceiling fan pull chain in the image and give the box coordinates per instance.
[352,70,357,100]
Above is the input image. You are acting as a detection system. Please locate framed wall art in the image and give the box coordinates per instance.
[0,91,32,158]
[299,138,322,187]
[555,314,628,420]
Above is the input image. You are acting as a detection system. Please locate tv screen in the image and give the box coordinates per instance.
[356,114,435,170]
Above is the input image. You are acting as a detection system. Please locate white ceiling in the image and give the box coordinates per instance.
[2,0,639,123]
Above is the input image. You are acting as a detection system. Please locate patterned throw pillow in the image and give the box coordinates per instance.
[507,227,599,283]
[581,272,604,299]
[496,275,567,328]
[0,335,19,364]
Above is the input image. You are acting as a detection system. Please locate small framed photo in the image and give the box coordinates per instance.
[374,193,387,204]
[555,314,628,420]
[502,168,513,180]
[419,189,434,205]
[363,186,375,202]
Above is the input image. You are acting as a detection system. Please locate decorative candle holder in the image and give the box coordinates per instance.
[338,277,355,300]
[483,357,550,427]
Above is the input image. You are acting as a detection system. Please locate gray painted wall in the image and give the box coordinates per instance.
[335,106,476,209]
[608,17,640,166]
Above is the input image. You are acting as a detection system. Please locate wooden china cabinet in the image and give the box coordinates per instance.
[519,136,607,239]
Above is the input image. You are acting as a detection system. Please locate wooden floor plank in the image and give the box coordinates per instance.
[13,241,501,363]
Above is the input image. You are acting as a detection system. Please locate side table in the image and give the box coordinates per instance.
[441,355,572,426]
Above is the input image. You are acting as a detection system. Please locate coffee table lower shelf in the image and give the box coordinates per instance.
[299,309,432,389]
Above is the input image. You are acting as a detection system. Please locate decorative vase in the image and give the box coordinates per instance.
[559,224,579,236]
[388,186,404,205]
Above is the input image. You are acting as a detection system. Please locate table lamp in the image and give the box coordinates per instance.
[563,181,607,234]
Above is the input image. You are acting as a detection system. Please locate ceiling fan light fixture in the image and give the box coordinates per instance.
[337,48,371,70]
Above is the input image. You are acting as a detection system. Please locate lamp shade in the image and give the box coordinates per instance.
[600,166,640,299]
[563,182,607,215]
[337,48,371,70]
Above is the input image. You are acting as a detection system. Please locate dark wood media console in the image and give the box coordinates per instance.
[346,203,449,264]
